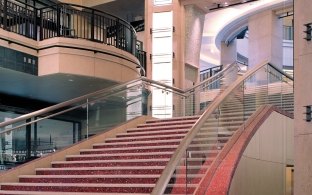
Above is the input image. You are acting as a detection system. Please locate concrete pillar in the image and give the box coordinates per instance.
[220,40,238,88]
[248,10,283,69]
[184,5,205,115]
[221,39,237,67]
[294,0,312,194]
[184,5,205,69]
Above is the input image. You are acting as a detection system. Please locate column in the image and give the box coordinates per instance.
[248,10,283,69]
[294,0,312,194]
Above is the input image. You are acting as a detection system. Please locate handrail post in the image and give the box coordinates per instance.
[33,8,38,40]
[39,8,43,40]
[25,118,32,160]
[116,19,120,48]
[56,4,60,37]
[3,0,7,30]
[91,10,94,41]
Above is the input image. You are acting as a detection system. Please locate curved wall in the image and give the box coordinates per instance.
[0,29,140,83]
[229,111,294,195]
[38,38,140,82]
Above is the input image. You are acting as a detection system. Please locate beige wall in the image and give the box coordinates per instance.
[229,111,294,195]
[248,10,283,69]
[38,38,140,82]
[294,1,312,194]
[0,29,38,56]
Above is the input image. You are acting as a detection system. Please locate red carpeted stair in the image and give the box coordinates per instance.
[0,116,199,194]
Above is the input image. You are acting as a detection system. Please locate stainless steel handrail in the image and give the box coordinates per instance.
[0,78,140,128]
[184,61,239,93]
[151,61,293,195]
[0,61,241,134]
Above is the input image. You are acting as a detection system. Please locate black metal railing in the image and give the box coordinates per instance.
[39,3,137,55]
[136,49,146,76]
[0,0,38,39]
[200,65,223,82]
[0,0,138,56]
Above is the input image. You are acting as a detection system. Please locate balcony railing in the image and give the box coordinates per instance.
[0,0,141,59]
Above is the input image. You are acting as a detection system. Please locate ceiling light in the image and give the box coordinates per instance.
[223,2,229,7]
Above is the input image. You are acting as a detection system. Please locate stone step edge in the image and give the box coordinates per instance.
[105,133,187,141]
[120,129,190,136]
[0,183,155,188]
[137,119,197,127]
[127,125,192,132]
[0,191,149,195]
[93,139,182,146]
[146,116,200,123]
[52,158,170,164]
[36,165,209,171]
[81,145,178,152]
[67,151,174,158]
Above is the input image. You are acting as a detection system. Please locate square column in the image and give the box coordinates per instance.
[248,10,283,69]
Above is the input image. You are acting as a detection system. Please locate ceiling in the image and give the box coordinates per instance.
[0,68,117,105]
[93,0,145,22]
[182,0,260,13]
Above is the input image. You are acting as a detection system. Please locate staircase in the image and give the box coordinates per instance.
[0,90,293,195]
[164,85,294,194]
[0,116,200,194]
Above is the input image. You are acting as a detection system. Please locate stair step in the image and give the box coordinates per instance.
[36,166,166,175]
[192,137,230,144]
[199,125,241,132]
[19,174,160,184]
[93,139,181,149]
[104,133,186,143]
[66,151,174,161]
[137,119,197,128]
[81,145,178,154]
[165,183,198,194]
[202,121,243,127]
[36,165,204,176]
[0,191,149,195]
[146,116,200,124]
[0,183,155,193]
[118,129,190,137]
[127,124,192,133]
[51,159,170,168]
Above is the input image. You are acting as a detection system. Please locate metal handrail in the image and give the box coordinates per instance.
[185,61,239,93]
[0,61,239,135]
[0,78,139,129]
[199,65,222,73]
[151,61,294,195]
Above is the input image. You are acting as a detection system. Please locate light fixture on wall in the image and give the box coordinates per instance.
[304,23,312,41]
[304,105,312,122]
